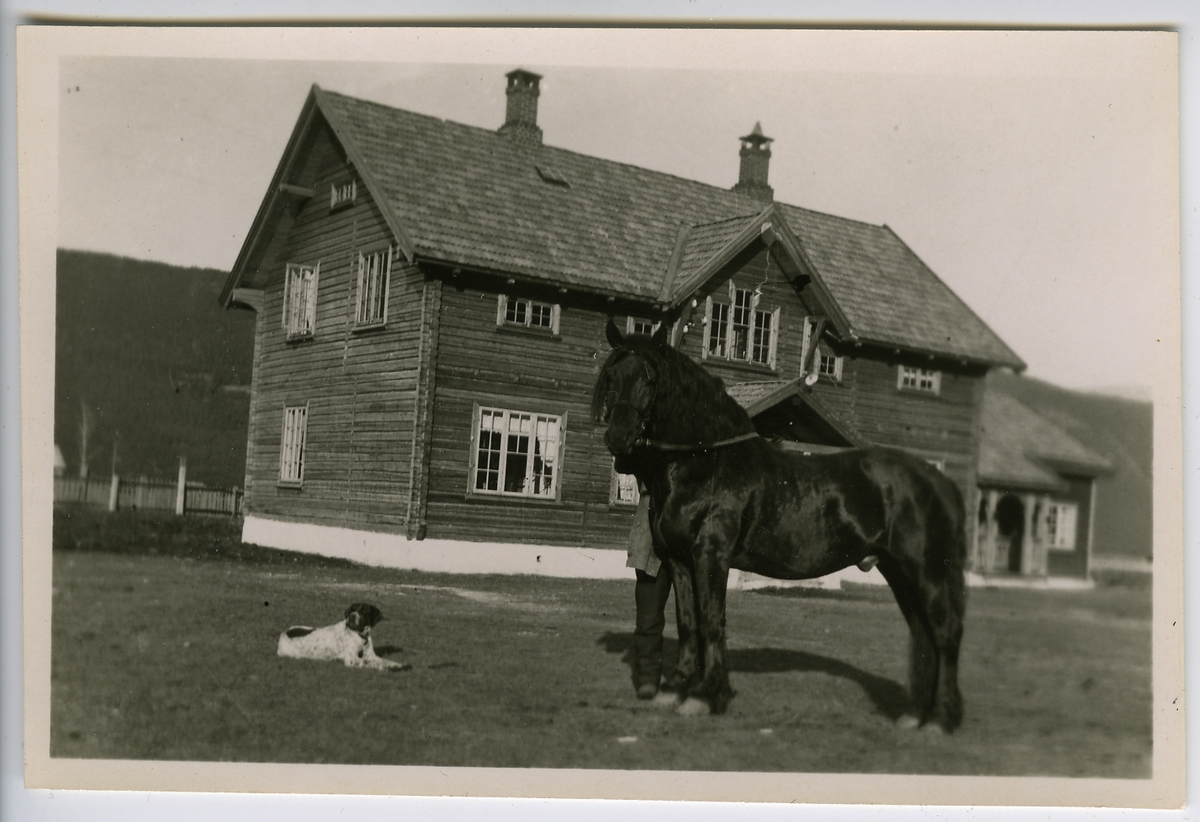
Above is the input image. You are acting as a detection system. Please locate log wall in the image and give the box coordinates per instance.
[425,283,639,549]
[243,123,420,532]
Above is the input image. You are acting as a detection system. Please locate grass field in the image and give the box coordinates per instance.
[50,508,1152,776]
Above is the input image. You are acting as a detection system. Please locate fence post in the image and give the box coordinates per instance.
[108,474,120,512]
[231,485,239,516]
[175,457,187,516]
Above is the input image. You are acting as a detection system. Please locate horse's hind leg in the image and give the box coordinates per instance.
[876,558,939,727]
[928,564,965,731]
[878,553,965,733]
[675,529,735,716]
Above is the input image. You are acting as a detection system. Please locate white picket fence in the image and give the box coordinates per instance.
[54,475,243,517]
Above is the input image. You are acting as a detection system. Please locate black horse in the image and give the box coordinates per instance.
[594,320,967,732]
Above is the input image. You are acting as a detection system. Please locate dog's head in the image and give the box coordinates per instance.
[344,603,385,634]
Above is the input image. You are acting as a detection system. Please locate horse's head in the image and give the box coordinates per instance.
[593,319,670,456]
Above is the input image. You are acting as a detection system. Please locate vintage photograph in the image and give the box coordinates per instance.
[18,27,1182,807]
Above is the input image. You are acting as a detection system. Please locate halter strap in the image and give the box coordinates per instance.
[635,431,760,452]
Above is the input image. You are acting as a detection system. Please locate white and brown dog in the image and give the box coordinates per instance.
[276,603,410,671]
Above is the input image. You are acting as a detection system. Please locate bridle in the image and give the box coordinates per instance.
[603,349,761,453]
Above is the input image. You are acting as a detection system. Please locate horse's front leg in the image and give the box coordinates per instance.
[654,558,698,708]
[678,530,735,716]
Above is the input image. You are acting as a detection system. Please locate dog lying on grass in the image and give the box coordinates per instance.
[277,602,410,671]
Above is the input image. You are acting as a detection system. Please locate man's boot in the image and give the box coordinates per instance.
[633,568,672,699]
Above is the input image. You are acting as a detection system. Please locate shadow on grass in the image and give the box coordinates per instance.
[597,631,910,720]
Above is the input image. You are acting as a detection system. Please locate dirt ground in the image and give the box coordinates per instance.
[48,511,1152,776]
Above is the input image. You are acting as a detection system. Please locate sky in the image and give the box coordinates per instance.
[55,29,1179,397]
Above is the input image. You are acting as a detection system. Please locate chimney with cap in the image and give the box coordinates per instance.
[732,122,774,202]
[498,68,543,147]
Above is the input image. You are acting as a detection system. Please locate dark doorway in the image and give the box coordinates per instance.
[994,493,1025,573]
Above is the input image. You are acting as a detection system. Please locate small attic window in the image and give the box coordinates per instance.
[535,165,571,188]
[330,178,357,211]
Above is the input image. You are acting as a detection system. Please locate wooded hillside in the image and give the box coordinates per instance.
[55,249,256,487]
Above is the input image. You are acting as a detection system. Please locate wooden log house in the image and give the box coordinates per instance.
[221,68,1035,579]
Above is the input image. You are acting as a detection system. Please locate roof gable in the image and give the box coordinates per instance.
[727,379,867,447]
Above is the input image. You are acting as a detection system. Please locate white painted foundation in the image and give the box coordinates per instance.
[242,515,1092,591]
[242,515,630,580]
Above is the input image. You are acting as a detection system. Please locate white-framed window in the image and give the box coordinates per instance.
[330,178,357,210]
[611,464,640,506]
[283,263,319,338]
[279,404,309,485]
[625,316,661,336]
[497,295,561,334]
[1046,502,1079,550]
[470,405,565,499]
[355,248,391,327]
[802,316,843,382]
[898,365,941,395]
[704,284,778,367]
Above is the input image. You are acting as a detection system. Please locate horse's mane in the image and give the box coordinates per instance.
[592,334,756,445]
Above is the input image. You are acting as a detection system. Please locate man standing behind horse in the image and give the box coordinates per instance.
[628,483,672,700]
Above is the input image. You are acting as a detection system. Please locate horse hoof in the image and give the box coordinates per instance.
[652,691,683,710]
[676,697,712,716]
[895,714,921,730]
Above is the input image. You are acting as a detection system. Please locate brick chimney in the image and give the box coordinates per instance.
[732,122,774,202]
[498,68,543,147]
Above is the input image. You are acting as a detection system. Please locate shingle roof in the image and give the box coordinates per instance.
[672,214,763,298]
[777,205,1021,365]
[724,379,789,411]
[254,86,1025,367]
[978,392,1113,491]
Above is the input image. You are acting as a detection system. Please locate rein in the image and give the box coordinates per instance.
[635,431,761,452]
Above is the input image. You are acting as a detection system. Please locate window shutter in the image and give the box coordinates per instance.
[297,403,309,482]
[278,406,289,481]
[282,267,291,330]
[354,253,366,325]
[496,295,507,327]
[551,304,561,336]
[555,412,568,502]
[768,307,781,369]
[467,402,482,492]
[801,316,813,370]
[381,246,392,325]
[309,262,320,334]
[701,297,713,360]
